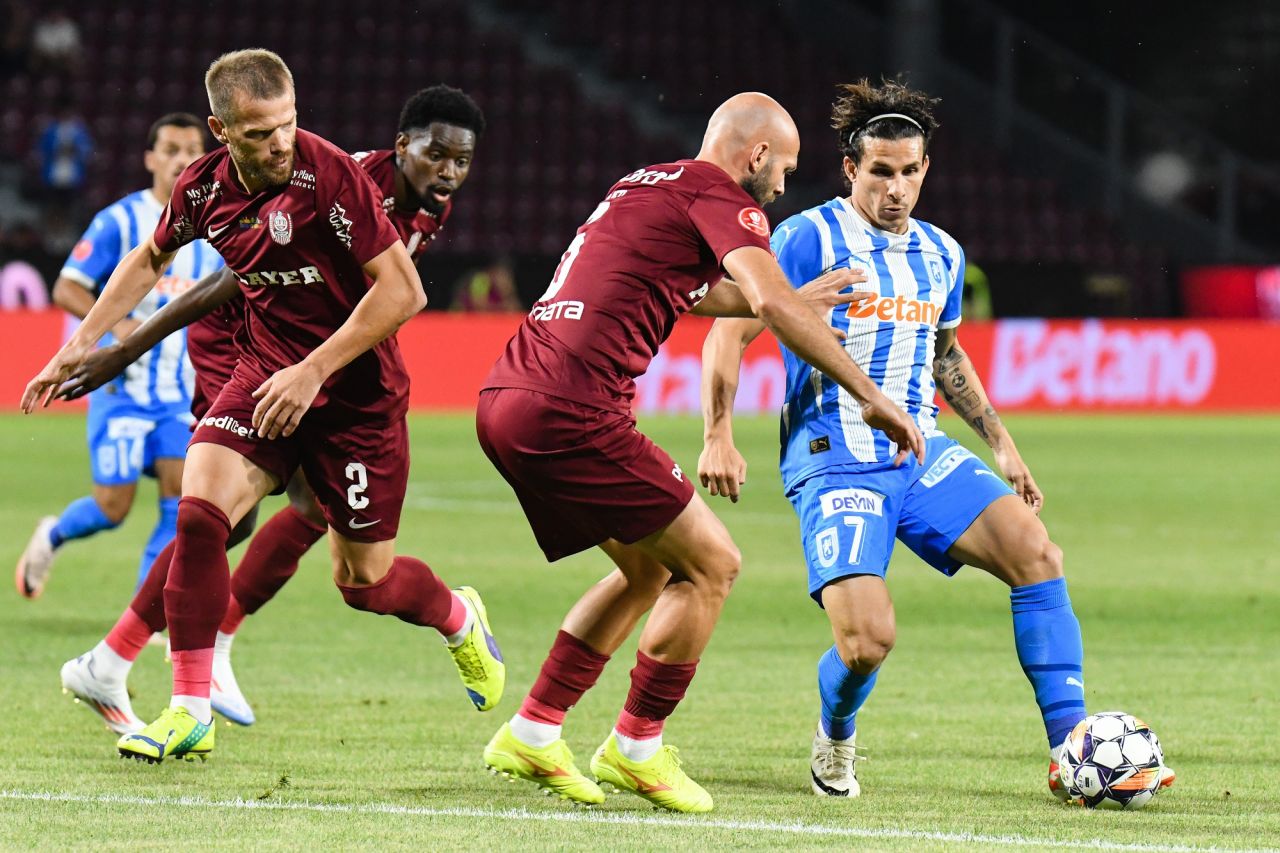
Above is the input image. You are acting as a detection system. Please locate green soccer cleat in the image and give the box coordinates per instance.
[590,733,713,813]
[117,706,215,764]
[447,586,505,711]
[483,722,605,805]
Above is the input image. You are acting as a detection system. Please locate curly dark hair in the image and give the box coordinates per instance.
[398,85,486,137]
[832,77,940,163]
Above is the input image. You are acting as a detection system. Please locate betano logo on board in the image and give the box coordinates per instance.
[988,320,1217,406]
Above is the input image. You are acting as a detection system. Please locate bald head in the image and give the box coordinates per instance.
[697,92,799,206]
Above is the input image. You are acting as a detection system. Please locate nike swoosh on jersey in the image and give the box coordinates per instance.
[349,518,380,530]
[208,223,230,239]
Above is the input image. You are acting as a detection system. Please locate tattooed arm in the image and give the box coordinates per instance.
[932,327,1044,512]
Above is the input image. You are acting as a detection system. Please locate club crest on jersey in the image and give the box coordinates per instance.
[268,210,293,245]
[738,207,770,237]
[927,257,946,286]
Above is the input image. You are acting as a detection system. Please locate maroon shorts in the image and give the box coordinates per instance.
[187,304,241,422]
[476,387,694,561]
[191,377,409,542]
[190,366,232,423]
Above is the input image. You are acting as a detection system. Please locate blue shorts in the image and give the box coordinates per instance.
[86,402,193,486]
[788,435,1014,603]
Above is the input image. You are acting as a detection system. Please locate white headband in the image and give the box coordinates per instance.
[849,113,923,146]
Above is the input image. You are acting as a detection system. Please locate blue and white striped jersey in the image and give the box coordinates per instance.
[773,197,964,491]
[60,189,223,411]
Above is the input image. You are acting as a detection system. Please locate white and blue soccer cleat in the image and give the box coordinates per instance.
[210,648,256,726]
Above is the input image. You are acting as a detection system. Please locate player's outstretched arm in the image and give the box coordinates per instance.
[699,317,767,501]
[56,267,240,401]
[22,237,174,412]
[933,327,1044,512]
[691,267,871,318]
[251,241,426,439]
[723,245,924,466]
[51,277,139,342]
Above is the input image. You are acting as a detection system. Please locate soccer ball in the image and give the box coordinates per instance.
[1058,711,1165,809]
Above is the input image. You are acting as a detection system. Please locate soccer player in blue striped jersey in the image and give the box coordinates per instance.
[15,113,224,601]
[699,79,1106,801]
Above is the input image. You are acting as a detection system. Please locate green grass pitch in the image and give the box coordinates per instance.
[0,411,1277,850]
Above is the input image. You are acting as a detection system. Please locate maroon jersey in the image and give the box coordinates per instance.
[352,148,451,260]
[484,159,772,412]
[156,129,405,418]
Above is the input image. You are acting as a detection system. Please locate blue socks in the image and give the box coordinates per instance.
[137,496,180,588]
[1010,577,1087,749]
[49,496,118,549]
[817,644,879,740]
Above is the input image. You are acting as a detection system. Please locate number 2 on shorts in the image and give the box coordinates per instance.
[345,462,369,510]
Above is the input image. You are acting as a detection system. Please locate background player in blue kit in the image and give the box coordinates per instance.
[698,79,1169,801]
[15,113,224,600]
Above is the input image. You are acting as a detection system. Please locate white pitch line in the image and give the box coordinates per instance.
[0,790,1270,853]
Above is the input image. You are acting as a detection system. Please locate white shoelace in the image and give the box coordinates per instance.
[814,739,867,776]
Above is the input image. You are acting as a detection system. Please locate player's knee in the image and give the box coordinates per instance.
[95,493,131,526]
[835,626,895,675]
[330,554,391,588]
[702,539,741,597]
[1038,538,1065,580]
[1012,537,1063,585]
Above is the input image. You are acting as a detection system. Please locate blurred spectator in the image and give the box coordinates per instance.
[0,260,48,309]
[0,1,33,78]
[29,8,81,76]
[31,97,93,247]
[963,260,993,321]
[449,256,523,312]
[0,221,60,293]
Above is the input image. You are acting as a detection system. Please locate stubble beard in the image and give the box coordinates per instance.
[232,140,294,189]
[739,167,774,207]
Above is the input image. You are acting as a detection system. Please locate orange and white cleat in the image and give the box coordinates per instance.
[60,651,143,735]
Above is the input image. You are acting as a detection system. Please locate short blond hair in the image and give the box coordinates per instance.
[205,49,294,122]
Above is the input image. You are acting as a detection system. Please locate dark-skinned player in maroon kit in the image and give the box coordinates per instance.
[48,86,493,734]
[478,92,924,813]
[23,50,504,763]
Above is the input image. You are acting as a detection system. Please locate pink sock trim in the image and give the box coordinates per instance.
[171,648,214,699]
[219,595,246,635]
[615,707,663,740]
[518,696,566,727]
[104,608,153,662]
[439,592,467,637]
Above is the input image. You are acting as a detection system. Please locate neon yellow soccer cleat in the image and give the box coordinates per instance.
[117,706,215,764]
[483,722,605,805]
[447,586,505,711]
[590,733,713,813]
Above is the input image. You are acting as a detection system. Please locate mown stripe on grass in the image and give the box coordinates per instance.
[0,789,1269,852]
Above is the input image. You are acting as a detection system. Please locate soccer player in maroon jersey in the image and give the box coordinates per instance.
[23,51,504,763]
[477,92,924,812]
[48,85,488,732]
